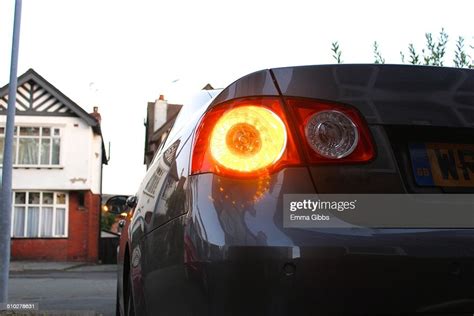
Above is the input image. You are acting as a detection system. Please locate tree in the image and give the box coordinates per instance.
[331,29,473,68]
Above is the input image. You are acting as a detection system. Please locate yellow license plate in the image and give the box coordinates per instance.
[409,143,474,187]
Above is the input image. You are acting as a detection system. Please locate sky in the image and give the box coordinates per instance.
[0,0,473,195]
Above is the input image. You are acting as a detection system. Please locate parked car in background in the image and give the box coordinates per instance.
[111,64,474,315]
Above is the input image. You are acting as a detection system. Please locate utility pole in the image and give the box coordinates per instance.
[0,0,23,304]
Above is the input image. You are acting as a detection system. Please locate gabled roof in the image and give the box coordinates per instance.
[166,103,182,121]
[202,83,214,90]
[0,68,99,132]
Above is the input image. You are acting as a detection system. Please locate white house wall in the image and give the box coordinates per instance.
[0,115,102,193]
[89,133,103,194]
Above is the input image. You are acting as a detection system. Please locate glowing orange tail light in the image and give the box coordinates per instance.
[191,97,375,178]
[191,98,301,177]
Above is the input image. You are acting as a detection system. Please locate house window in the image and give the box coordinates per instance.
[12,191,68,238]
[0,126,61,166]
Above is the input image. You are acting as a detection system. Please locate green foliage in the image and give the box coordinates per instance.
[373,41,385,64]
[421,28,449,66]
[471,44,474,68]
[331,41,343,64]
[454,36,470,68]
[408,43,420,65]
[400,51,405,63]
[332,28,474,68]
[101,211,116,231]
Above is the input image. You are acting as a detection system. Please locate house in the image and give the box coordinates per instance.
[143,84,214,169]
[0,69,107,262]
[144,95,182,169]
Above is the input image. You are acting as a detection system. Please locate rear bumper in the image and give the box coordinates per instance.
[184,170,474,314]
[184,244,474,315]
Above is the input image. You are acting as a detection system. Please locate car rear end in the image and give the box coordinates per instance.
[184,64,474,315]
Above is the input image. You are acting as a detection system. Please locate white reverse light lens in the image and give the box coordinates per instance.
[305,110,358,159]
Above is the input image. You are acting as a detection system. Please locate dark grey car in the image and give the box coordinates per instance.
[115,64,474,315]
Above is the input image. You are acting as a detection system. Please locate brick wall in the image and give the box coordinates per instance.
[11,190,100,262]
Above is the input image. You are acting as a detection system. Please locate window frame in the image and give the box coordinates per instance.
[11,191,69,238]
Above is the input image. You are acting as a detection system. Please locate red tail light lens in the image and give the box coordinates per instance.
[285,97,375,164]
[191,97,375,177]
[191,98,301,177]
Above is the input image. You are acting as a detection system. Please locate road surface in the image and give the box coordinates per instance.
[7,270,116,316]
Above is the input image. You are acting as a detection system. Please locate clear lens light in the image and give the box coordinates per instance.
[305,110,358,159]
[210,106,287,172]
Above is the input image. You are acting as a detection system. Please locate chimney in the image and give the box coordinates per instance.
[153,95,168,132]
[90,106,102,123]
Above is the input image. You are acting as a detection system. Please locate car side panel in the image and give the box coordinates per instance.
[139,124,197,315]
[122,91,218,314]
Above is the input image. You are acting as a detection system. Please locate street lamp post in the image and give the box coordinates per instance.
[0,0,23,304]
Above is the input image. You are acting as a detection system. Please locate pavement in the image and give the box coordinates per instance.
[9,261,117,273]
